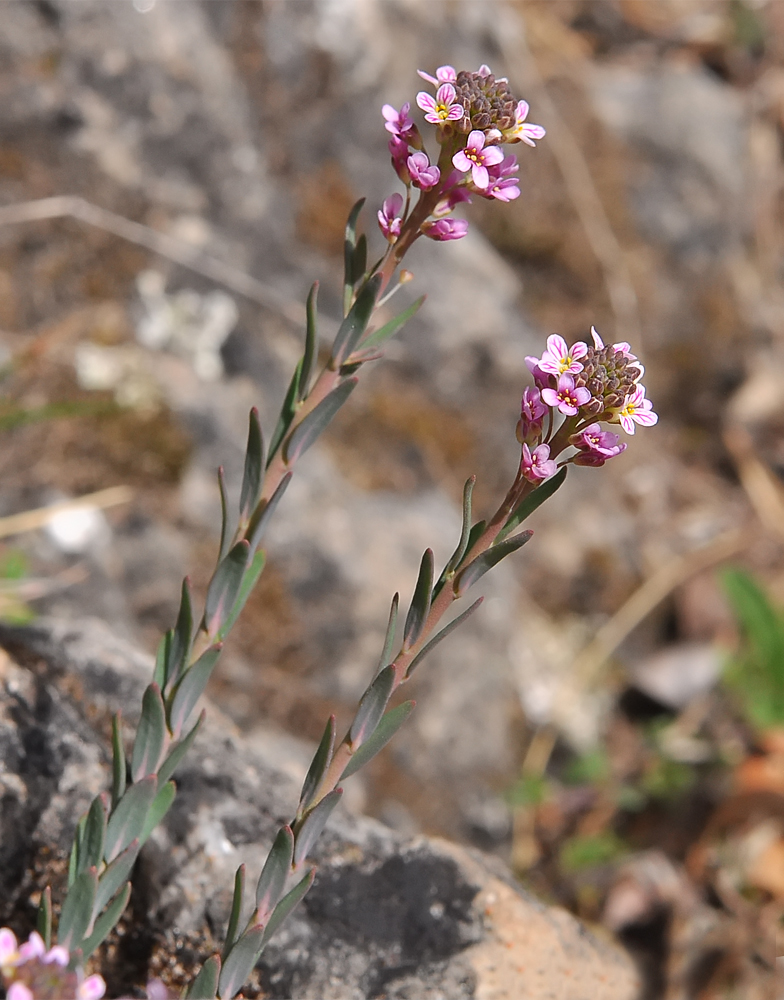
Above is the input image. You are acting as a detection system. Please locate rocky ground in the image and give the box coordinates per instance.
[1,1,784,996]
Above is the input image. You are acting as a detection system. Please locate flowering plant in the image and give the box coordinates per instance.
[1,62,656,1000]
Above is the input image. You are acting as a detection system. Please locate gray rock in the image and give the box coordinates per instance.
[0,617,640,999]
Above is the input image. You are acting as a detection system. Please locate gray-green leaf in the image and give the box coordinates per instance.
[284,379,357,465]
[340,701,415,780]
[104,775,157,863]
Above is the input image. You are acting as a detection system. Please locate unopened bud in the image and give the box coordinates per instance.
[399,269,414,284]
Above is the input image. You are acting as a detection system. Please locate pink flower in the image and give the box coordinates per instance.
[388,135,411,183]
[417,64,457,87]
[7,983,33,1000]
[421,218,469,241]
[382,102,417,141]
[78,974,107,1000]
[541,374,591,416]
[516,387,547,445]
[417,83,464,125]
[570,423,627,466]
[615,386,658,435]
[407,151,440,191]
[0,928,19,969]
[536,334,588,376]
[17,934,45,963]
[452,130,504,189]
[524,355,549,390]
[481,155,520,201]
[378,193,404,243]
[521,443,558,481]
[507,100,546,147]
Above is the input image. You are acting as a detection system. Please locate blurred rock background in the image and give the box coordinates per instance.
[1,1,783,995]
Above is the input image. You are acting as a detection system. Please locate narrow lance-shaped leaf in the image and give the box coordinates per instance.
[218,550,266,643]
[352,234,367,289]
[459,519,486,570]
[221,865,246,963]
[245,473,291,554]
[376,593,399,673]
[37,885,52,951]
[259,868,315,949]
[239,408,265,524]
[68,814,87,888]
[255,826,294,923]
[332,274,382,367]
[283,379,357,465]
[152,632,170,691]
[341,700,415,780]
[78,794,107,875]
[350,665,395,748]
[218,925,265,1000]
[298,716,335,815]
[204,540,249,638]
[343,198,366,315]
[217,466,231,562]
[157,711,205,787]
[167,577,194,690]
[403,549,434,650]
[111,713,126,810]
[406,598,484,678]
[267,359,303,468]
[93,840,140,919]
[104,775,158,863]
[433,476,476,602]
[169,646,222,739]
[187,954,221,1000]
[57,866,98,953]
[360,295,425,352]
[299,282,319,403]
[293,790,342,867]
[78,882,131,964]
[140,780,176,846]
[456,531,533,597]
[131,683,168,781]
[497,467,567,542]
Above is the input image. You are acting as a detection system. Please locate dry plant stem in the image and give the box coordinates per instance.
[0,485,133,539]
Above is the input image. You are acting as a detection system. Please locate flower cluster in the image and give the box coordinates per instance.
[0,929,104,1000]
[516,327,657,483]
[378,63,545,246]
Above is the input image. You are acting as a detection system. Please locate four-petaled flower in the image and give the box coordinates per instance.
[537,334,588,376]
[452,130,504,190]
[407,151,440,191]
[615,386,658,434]
[417,84,464,125]
[542,374,591,416]
[417,64,457,87]
[1,928,106,1000]
[507,100,546,147]
[570,424,627,466]
[382,102,417,143]
[421,218,469,241]
[378,193,404,243]
[521,443,558,481]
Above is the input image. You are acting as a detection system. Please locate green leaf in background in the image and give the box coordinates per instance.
[299,282,320,403]
[456,531,533,596]
[405,598,483,679]
[255,826,294,922]
[341,701,415,780]
[497,467,567,542]
[360,295,425,352]
[283,379,357,465]
[299,716,335,814]
[168,646,222,738]
[187,954,221,1000]
[157,711,205,786]
[239,407,265,524]
[221,865,246,963]
[559,832,628,873]
[204,540,250,638]
[78,881,131,963]
[350,664,395,747]
[343,198,366,315]
[403,548,434,649]
[722,568,784,728]
[267,359,304,467]
[78,795,107,876]
[218,925,265,1000]
[131,683,168,781]
[57,866,98,953]
[68,814,87,888]
[332,274,382,366]
[293,790,342,867]
[104,775,157,862]
[36,885,52,950]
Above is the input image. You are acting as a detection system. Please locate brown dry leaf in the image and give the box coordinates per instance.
[736,749,784,796]
[746,836,784,899]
